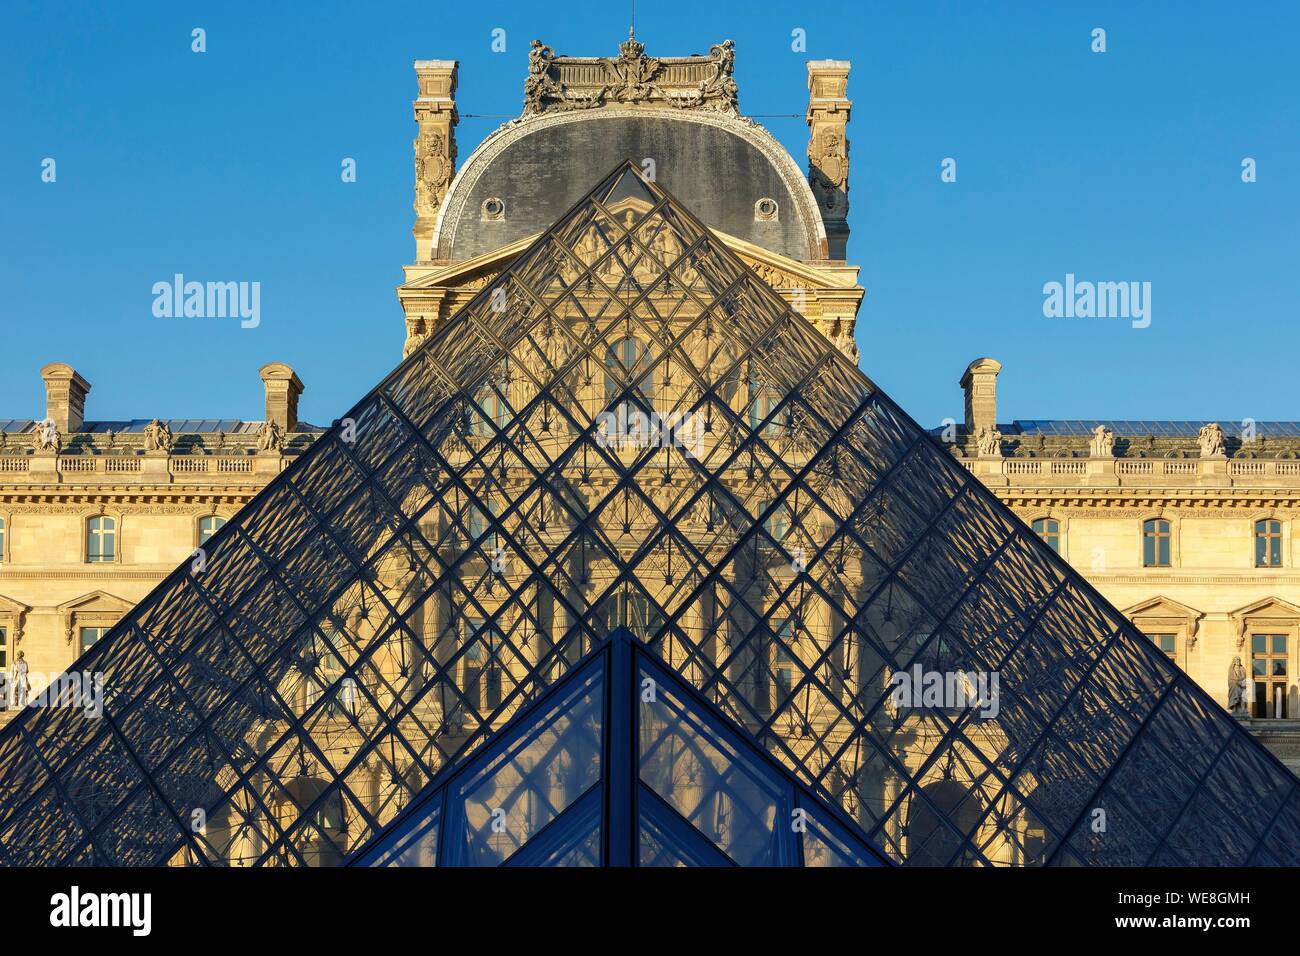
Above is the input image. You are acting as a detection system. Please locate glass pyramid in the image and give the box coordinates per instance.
[0,161,1297,867]
[350,628,889,866]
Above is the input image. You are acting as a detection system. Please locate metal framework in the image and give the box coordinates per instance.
[0,162,1297,866]
[349,628,889,866]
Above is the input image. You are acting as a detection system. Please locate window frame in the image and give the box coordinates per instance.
[1254,517,1285,569]
[197,513,229,548]
[85,513,121,564]
[1140,516,1174,569]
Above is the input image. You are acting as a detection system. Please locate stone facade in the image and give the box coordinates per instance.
[951,360,1300,770]
[0,368,318,718]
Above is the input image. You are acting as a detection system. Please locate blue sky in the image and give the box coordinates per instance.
[1,0,1295,429]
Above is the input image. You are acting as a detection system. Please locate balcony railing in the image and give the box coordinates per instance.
[961,455,1300,487]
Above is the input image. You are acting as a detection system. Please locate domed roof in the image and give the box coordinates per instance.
[435,111,826,263]
[432,36,828,263]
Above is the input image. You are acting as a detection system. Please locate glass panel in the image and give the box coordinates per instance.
[798,797,886,867]
[638,662,791,866]
[438,659,603,866]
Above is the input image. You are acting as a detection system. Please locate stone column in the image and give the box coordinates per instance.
[806,60,851,259]
[412,60,459,262]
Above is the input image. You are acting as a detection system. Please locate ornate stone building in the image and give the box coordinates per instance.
[948,359,1300,767]
[0,364,320,720]
[0,33,1294,858]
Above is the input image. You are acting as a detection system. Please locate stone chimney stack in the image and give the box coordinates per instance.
[806,60,851,260]
[259,363,304,433]
[412,59,459,261]
[40,363,91,433]
[960,358,1002,436]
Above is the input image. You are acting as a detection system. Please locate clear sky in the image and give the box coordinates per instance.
[1,0,1295,430]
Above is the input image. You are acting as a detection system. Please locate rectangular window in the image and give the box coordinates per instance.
[1031,518,1060,554]
[1142,519,1171,568]
[1147,633,1176,660]
[87,516,117,563]
[1256,519,1283,568]
[80,626,110,654]
[1251,633,1288,718]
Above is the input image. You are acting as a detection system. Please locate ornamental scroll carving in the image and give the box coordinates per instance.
[415,128,456,218]
[523,33,738,117]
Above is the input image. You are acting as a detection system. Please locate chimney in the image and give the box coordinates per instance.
[960,358,1002,436]
[961,356,998,434]
[259,363,304,433]
[40,363,91,433]
[806,60,852,259]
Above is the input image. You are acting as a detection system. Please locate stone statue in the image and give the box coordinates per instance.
[33,418,61,453]
[1198,422,1226,458]
[143,418,174,453]
[975,426,1002,458]
[1228,656,1248,716]
[523,40,558,114]
[1089,424,1115,458]
[11,651,28,709]
[256,419,285,452]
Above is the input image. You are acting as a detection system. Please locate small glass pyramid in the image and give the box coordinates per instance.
[350,628,888,866]
[0,161,1296,867]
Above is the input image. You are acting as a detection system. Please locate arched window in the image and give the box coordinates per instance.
[1255,519,1283,568]
[747,379,784,437]
[467,500,498,545]
[1031,518,1060,554]
[469,381,510,437]
[86,516,117,563]
[1142,518,1171,568]
[199,515,226,546]
[604,336,654,405]
[762,501,792,543]
[0,515,6,563]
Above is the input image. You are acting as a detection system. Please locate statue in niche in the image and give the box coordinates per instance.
[1228,656,1249,716]
[143,418,174,453]
[1198,422,1226,458]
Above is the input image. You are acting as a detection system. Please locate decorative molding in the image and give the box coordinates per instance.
[55,590,135,646]
[1122,595,1205,652]
[1229,596,1300,650]
[523,33,737,117]
[0,569,170,581]
[0,593,31,647]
